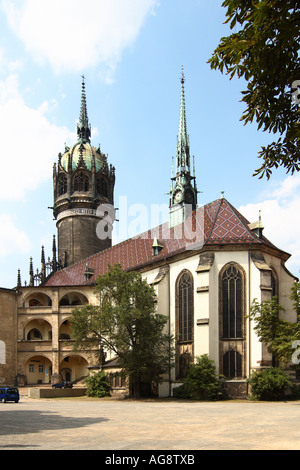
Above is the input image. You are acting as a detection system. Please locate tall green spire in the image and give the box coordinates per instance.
[77,75,91,143]
[176,67,190,174]
[169,67,198,228]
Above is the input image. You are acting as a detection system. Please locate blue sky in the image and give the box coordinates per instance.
[0,0,299,288]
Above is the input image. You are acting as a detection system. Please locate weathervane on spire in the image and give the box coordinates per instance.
[181,65,185,85]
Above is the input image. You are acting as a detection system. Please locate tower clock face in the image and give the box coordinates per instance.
[174,190,183,203]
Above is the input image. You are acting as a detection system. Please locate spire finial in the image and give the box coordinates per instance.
[17,269,21,288]
[77,75,91,143]
[29,257,34,287]
[258,210,263,228]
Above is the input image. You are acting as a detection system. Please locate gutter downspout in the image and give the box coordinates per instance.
[248,245,252,393]
[167,265,172,397]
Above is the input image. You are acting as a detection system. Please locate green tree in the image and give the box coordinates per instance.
[290,281,300,318]
[173,355,224,401]
[249,284,300,368]
[209,0,300,179]
[85,370,111,398]
[70,264,174,398]
[248,367,290,401]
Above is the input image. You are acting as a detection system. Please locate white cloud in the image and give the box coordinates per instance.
[0,214,31,257]
[2,0,158,78]
[0,74,74,200]
[239,175,300,277]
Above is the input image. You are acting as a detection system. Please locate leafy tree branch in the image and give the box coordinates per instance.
[209,0,300,178]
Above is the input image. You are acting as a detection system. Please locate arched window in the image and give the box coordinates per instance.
[271,270,278,299]
[176,270,194,379]
[178,271,194,342]
[97,177,108,197]
[58,175,68,196]
[220,263,246,379]
[222,264,243,338]
[223,350,242,379]
[27,329,43,340]
[74,172,89,192]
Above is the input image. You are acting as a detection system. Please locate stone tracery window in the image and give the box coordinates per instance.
[178,271,194,342]
[222,264,243,339]
[58,175,68,196]
[97,177,108,197]
[223,350,242,379]
[176,270,194,379]
[220,263,246,380]
[74,172,89,192]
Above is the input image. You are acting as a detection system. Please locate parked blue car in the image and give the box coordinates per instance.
[0,387,19,403]
[52,381,73,389]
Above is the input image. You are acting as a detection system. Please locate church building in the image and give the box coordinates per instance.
[0,73,297,397]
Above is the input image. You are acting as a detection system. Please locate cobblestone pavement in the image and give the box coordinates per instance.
[0,393,300,451]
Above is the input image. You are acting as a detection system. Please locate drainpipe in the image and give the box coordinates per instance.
[248,244,253,392]
[167,265,172,398]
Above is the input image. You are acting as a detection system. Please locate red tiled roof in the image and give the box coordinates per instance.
[44,198,286,287]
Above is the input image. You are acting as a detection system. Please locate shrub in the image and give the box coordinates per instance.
[173,355,224,401]
[85,370,111,398]
[247,367,290,401]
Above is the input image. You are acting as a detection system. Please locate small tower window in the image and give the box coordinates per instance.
[97,177,108,197]
[58,175,68,196]
[74,172,89,192]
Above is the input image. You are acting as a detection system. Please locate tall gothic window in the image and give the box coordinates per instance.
[74,172,89,192]
[271,270,278,299]
[58,175,67,196]
[220,263,245,379]
[176,270,194,379]
[222,264,243,338]
[223,350,242,379]
[178,271,193,342]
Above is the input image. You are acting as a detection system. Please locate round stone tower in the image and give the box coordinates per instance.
[53,77,116,268]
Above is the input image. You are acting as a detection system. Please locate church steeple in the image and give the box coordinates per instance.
[169,68,198,228]
[176,67,190,174]
[77,75,91,143]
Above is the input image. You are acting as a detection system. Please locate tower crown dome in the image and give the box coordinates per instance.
[53,76,116,268]
[60,142,106,173]
[59,76,110,174]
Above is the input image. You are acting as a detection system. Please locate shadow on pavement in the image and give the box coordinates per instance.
[0,408,108,437]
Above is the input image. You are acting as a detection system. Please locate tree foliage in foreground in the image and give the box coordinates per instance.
[209,0,300,179]
[85,370,111,398]
[173,355,225,401]
[70,264,174,398]
[249,283,300,368]
[248,367,291,400]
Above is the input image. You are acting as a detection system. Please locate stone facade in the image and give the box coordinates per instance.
[0,288,17,385]
[15,286,99,386]
[56,213,112,268]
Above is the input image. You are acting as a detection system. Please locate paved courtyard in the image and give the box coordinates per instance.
[0,393,300,451]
